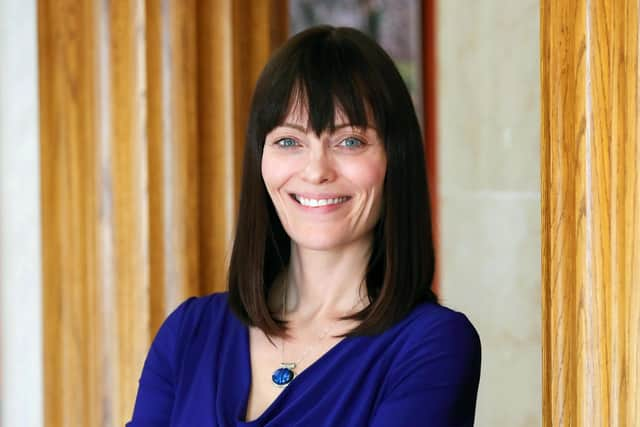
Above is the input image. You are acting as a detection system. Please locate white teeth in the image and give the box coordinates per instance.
[294,195,349,207]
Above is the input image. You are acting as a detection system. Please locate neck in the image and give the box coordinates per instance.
[280,236,372,321]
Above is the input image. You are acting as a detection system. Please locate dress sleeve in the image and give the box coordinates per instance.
[126,298,195,427]
[370,312,481,427]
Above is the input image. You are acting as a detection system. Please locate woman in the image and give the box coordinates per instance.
[128,26,481,426]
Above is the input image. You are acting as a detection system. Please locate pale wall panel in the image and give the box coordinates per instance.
[437,1,541,426]
[0,0,43,426]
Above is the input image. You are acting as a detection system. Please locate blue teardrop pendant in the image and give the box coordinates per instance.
[272,363,296,387]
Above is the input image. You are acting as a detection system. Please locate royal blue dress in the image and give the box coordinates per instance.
[127,292,481,426]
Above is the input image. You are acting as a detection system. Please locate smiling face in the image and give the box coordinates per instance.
[261,103,387,252]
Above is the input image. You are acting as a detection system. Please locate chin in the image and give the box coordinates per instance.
[290,235,349,252]
[287,225,373,252]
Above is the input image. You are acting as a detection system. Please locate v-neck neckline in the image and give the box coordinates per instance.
[236,323,355,425]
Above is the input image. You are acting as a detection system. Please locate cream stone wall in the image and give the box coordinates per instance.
[0,1,43,426]
[437,2,541,426]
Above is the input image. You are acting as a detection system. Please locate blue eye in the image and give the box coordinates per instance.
[276,138,298,148]
[340,137,364,148]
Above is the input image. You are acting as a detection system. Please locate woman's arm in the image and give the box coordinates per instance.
[126,298,194,427]
[370,312,482,427]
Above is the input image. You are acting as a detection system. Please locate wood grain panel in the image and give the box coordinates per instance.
[107,1,150,423]
[607,3,640,424]
[197,0,288,295]
[39,1,103,425]
[146,0,201,333]
[39,1,288,425]
[196,0,237,297]
[541,0,640,425]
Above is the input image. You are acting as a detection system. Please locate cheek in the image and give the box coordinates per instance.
[261,152,289,193]
[341,156,387,192]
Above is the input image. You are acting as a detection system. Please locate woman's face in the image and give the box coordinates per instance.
[262,103,387,251]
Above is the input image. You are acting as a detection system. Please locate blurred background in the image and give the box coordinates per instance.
[0,0,540,426]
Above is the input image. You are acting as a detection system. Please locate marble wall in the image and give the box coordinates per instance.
[437,1,541,426]
[0,1,43,426]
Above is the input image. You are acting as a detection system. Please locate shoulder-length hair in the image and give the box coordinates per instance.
[228,25,437,337]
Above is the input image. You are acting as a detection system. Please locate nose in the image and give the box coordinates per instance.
[301,146,336,184]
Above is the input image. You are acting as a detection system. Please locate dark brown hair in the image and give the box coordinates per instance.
[228,26,437,337]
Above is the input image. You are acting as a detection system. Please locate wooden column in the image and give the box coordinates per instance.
[541,0,640,425]
[38,1,287,426]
